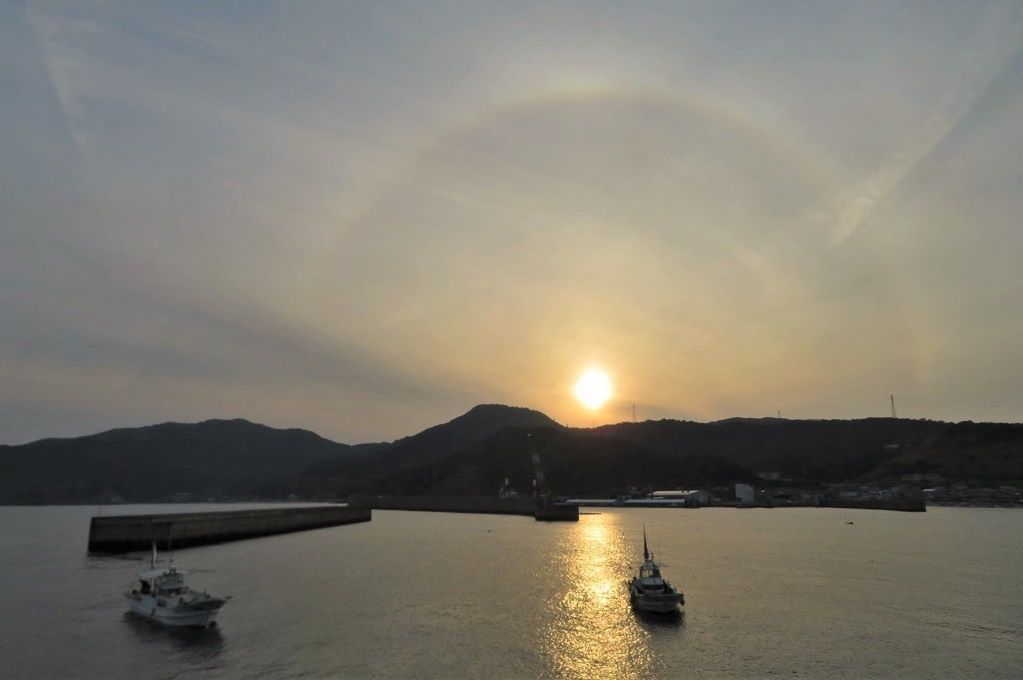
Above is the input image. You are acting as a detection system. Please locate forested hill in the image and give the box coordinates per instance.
[591,417,938,483]
[300,404,561,494]
[2,407,1021,503]
[0,405,560,503]
[590,417,1023,483]
[315,416,1023,497]
[0,419,349,504]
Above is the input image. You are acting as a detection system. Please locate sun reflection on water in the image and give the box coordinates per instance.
[539,513,653,679]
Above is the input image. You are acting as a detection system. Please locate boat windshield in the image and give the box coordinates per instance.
[640,565,661,579]
[155,573,185,589]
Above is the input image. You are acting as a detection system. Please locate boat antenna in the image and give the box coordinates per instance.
[148,520,157,569]
[166,524,174,565]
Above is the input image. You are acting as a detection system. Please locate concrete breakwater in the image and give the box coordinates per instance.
[349,495,579,521]
[349,494,534,515]
[88,506,371,553]
[819,498,926,512]
[568,492,928,509]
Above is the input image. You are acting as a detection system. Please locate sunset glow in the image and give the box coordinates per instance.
[1,2,1021,445]
[573,369,613,410]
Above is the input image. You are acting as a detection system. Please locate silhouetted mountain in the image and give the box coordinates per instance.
[2,406,1021,504]
[875,421,1023,481]
[590,417,951,482]
[387,404,562,459]
[373,426,755,496]
[310,414,1023,496]
[302,404,561,495]
[0,419,350,503]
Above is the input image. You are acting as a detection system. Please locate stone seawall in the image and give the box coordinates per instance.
[348,495,580,521]
[821,498,926,512]
[88,505,371,553]
[349,495,536,515]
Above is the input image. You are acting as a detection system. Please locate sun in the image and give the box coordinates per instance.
[573,368,613,410]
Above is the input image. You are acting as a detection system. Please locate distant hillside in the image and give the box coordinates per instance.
[370,426,755,497]
[875,422,1023,481]
[0,419,350,504]
[2,406,1021,504]
[591,418,947,482]
[387,404,562,460]
[590,418,1023,484]
[301,404,561,495]
[307,414,1023,496]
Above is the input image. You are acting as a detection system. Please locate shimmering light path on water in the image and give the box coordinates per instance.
[0,505,1020,678]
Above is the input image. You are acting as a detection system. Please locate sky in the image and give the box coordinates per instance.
[2,1,1022,445]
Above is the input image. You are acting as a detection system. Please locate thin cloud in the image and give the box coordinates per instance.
[831,1,1023,245]
[3,1,1023,443]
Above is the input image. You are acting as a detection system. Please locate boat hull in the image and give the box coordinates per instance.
[126,595,222,627]
[630,592,683,613]
[629,583,683,613]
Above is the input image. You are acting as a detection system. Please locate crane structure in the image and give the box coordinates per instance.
[527,432,578,521]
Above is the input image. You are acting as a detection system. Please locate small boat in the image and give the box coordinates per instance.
[124,543,227,627]
[629,528,684,613]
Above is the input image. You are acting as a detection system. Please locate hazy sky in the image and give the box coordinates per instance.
[2,1,1022,445]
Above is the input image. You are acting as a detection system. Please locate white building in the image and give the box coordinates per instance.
[735,483,755,505]
[651,490,712,505]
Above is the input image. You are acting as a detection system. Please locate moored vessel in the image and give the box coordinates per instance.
[628,529,684,613]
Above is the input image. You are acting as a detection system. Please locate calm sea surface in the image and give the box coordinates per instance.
[0,504,1020,679]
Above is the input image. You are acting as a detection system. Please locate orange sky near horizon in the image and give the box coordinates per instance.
[2,1,1022,445]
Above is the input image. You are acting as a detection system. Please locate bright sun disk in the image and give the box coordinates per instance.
[573,369,612,410]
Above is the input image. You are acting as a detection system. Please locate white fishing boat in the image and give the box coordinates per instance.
[628,529,684,613]
[124,545,227,627]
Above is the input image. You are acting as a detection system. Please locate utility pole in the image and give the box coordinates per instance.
[632,403,636,422]
[890,394,897,419]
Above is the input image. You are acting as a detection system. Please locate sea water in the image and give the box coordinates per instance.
[0,505,1020,678]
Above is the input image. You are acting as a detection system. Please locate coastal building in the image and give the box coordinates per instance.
[650,490,712,506]
[735,483,755,506]
[498,478,519,498]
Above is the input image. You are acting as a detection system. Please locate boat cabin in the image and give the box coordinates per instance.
[635,559,677,594]
[135,567,189,596]
[639,562,662,580]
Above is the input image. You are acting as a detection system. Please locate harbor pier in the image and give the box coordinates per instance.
[88,505,371,553]
[349,495,579,521]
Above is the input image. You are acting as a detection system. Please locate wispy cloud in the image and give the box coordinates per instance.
[25,3,106,153]
[830,1,1023,245]
[3,1,1023,442]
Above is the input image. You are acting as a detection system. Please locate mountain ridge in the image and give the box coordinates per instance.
[2,405,1021,503]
